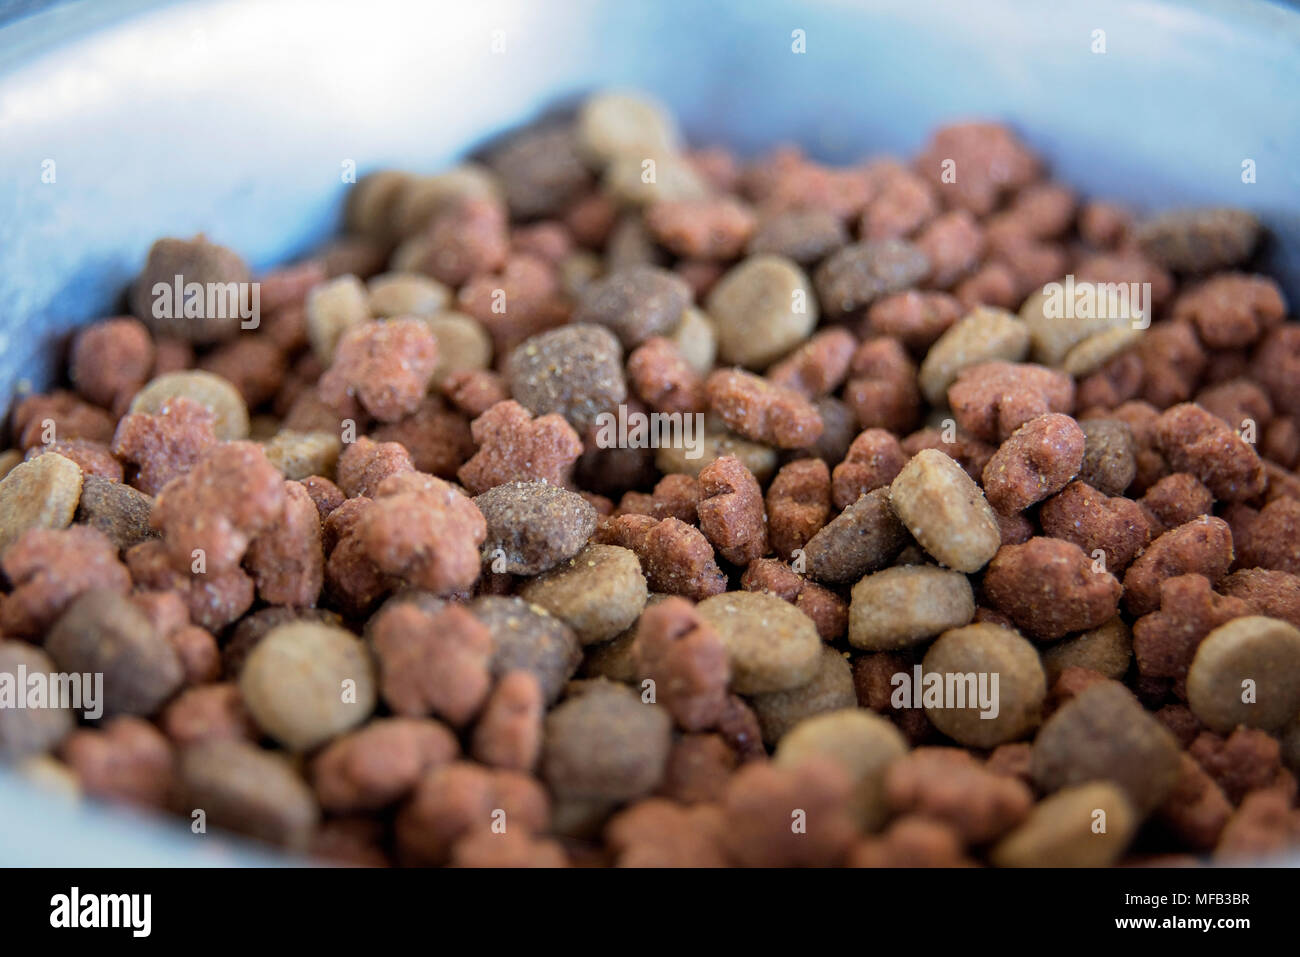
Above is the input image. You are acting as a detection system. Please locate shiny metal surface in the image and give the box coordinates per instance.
[0,0,1298,865]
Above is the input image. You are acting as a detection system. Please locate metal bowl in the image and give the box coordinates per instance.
[1,0,1298,865]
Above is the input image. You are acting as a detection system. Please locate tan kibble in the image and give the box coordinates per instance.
[239,621,377,751]
[655,427,778,483]
[306,274,370,363]
[991,782,1136,867]
[1041,618,1132,684]
[0,449,21,480]
[1061,327,1143,378]
[749,646,856,745]
[129,370,250,440]
[577,91,681,168]
[706,255,818,369]
[918,306,1030,405]
[1186,616,1300,733]
[604,153,708,207]
[670,306,718,376]
[921,623,1046,748]
[519,543,648,646]
[263,430,342,481]
[1031,681,1181,814]
[1020,283,1138,368]
[366,272,450,318]
[0,453,82,556]
[696,591,822,694]
[422,312,493,386]
[392,164,503,238]
[774,708,907,831]
[849,566,974,651]
[889,448,1000,573]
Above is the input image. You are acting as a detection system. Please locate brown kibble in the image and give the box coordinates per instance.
[803,487,907,584]
[766,458,831,560]
[475,481,596,575]
[311,717,459,812]
[750,646,856,745]
[721,758,859,867]
[632,596,730,731]
[645,197,757,259]
[1220,568,1300,629]
[1140,472,1214,537]
[509,324,627,432]
[542,681,672,802]
[0,642,75,760]
[626,336,705,415]
[984,538,1121,641]
[62,717,175,809]
[705,368,823,450]
[471,595,583,705]
[130,235,251,343]
[0,525,130,638]
[519,543,647,645]
[159,683,258,747]
[1190,727,1287,805]
[1134,208,1261,274]
[740,558,848,641]
[949,361,1074,444]
[697,455,768,565]
[594,514,726,600]
[832,429,906,509]
[658,733,739,804]
[112,395,220,496]
[179,739,319,851]
[336,436,414,498]
[1039,480,1150,574]
[815,240,930,316]
[983,413,1085,514]
[459,401,583,495]
[370,600,492,727]
[1041,618,1133,685]
[69,317,154,411]
[48,588,183,718]
[885,748,1033,843]
[319,318,439,423]
[1153,402,1264,502]
[1031,681,1182,814]
[767,328,858,399]
[470,671,544,772]
[1122,515,1234,616]
[1132,574,1251,684]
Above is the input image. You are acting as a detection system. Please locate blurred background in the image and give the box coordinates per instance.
[0,0,1298,864]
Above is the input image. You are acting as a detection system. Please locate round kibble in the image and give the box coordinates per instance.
[542,681,672,801]
[423,312,493,386]
[814,239,930,317]
[1077,418,1137,496]
[178,739,320,852]
[670,306,718,375]
[572,266,691,350]
[921,623,1047,748]
[366,272,450,318]
[306,274,370,363]
[130,235,251,343]
[519,543,647,646]
[470,596,582,705]
[263,430,342,481]
[129,370,250,441]
[849,565,975,651]
[695,591,822,694]
[991,782,1136,868]
[577,91,680,168]
[889,448,1000,573]
[475,481,597,575]
[774,708,907,830]
[749,646,856,745]
[0,453,83,556]
[1185,616,1300,732]
[45,589,183,718]
[918,306,1030,405]
[1030,681,1181,813]
[238,621,377,751]
[508,324,626,432]
[0,641,75,760]
[1040,617,1132,685]
[706,255,818,369]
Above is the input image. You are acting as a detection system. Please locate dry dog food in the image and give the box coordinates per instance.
[4,89,1300,869]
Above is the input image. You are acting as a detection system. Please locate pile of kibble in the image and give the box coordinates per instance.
[1,90,1299,867]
